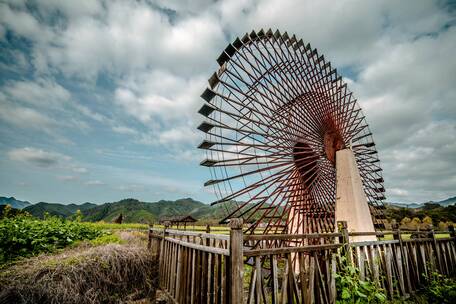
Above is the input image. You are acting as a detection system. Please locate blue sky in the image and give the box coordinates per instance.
[0,0,455,204]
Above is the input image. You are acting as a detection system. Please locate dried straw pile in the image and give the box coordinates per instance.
[0,244,157,304]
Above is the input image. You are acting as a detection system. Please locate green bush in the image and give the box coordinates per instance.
[336,255,387,303]
[0,215,103,264]
[425,272,456,303]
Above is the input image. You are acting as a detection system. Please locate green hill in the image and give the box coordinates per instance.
[0,197,31,209]
[24,202,96,219]
[81,198,224,223]
[18,197,242,224]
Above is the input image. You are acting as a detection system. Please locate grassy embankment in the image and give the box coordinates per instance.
[0,214,157,303]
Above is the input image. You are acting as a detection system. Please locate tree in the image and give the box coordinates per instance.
[401,217,411,228]
[438,221,448,231]
[422,216,433,229]
[2,204,12,218]
[75,209,83,222]
[422,203,441,211]
[410,217,421,230]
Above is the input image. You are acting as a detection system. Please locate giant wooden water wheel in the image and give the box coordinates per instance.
[197,29,385,238]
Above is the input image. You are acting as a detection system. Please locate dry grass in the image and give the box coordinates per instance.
[0,240,157,304]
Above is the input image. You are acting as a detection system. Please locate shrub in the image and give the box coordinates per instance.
[0,215,103,264]
[336,255,387,303]
[425,272,456,303]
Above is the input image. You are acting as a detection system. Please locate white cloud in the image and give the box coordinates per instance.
[0,78,97,140]
[115,70,205,122]
[114,70,205,151]
[3,0,223,79]
[389,188,409,198]
[85,180,105,186]
[0,102,56,130]
[159,127,199,146]
[72,167,88,173]
[3,78,71,108]
[117,184,145,192]
[8,147,71,168]
[57,175,79,181]
[220,0,453,68]
[36,0,102,20]
[112,125,138,135]
[0,3,54,43]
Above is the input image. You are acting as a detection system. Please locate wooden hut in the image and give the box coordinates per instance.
[159,215,197,230]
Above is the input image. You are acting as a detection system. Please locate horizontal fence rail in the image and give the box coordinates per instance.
[148,221,456,304]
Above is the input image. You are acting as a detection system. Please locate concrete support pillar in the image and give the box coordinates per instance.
[335,149,376,242]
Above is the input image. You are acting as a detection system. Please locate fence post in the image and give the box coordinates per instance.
[148,223,153,250]
[229,218,244,304]
[149,224,161,258]
[392,223,399,240]
[148,223,158,304]
[163,221,170,238]
[337,220,351,264]
[205,224,211,248]
[449,225,455,238]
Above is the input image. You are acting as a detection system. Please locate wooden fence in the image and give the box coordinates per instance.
[148,220,456,304]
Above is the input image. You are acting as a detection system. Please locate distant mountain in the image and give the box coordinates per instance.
[15,197,240,223]
[387,202,422,208]
[78,198,269,224]
[389,196,456,209]
[0,197,31,209]
[24,202,96,219]
[81,198,230,223]
[433,196,456,207]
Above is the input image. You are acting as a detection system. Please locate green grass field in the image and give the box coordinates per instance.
[85,222,149,230]
[379,232,450,241]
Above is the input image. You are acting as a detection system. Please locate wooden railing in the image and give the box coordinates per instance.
[148,220,456,304]
[149,222,233,303]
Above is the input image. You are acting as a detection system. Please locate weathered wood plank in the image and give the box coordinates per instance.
[288,254,300,304]
[314,252,328,304]
[394,245,406,296]
[176,245,182,300]
[164,237,229,255]
[244,232,342,241]
[255,257,262,304]
[280,257,288,304]
[190,248,196,304]
[357,246,365,281]
[229,218,244,304]
[247,265,256,304]
[371,245,380,286]
[298,253,307,304]
[150,227,229,240]
[330,253,336,304]
[209,253,216,304]
[217,254,223,304]
[385,245,394,298]
[307,255,315,304]
[244,244,340,256]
